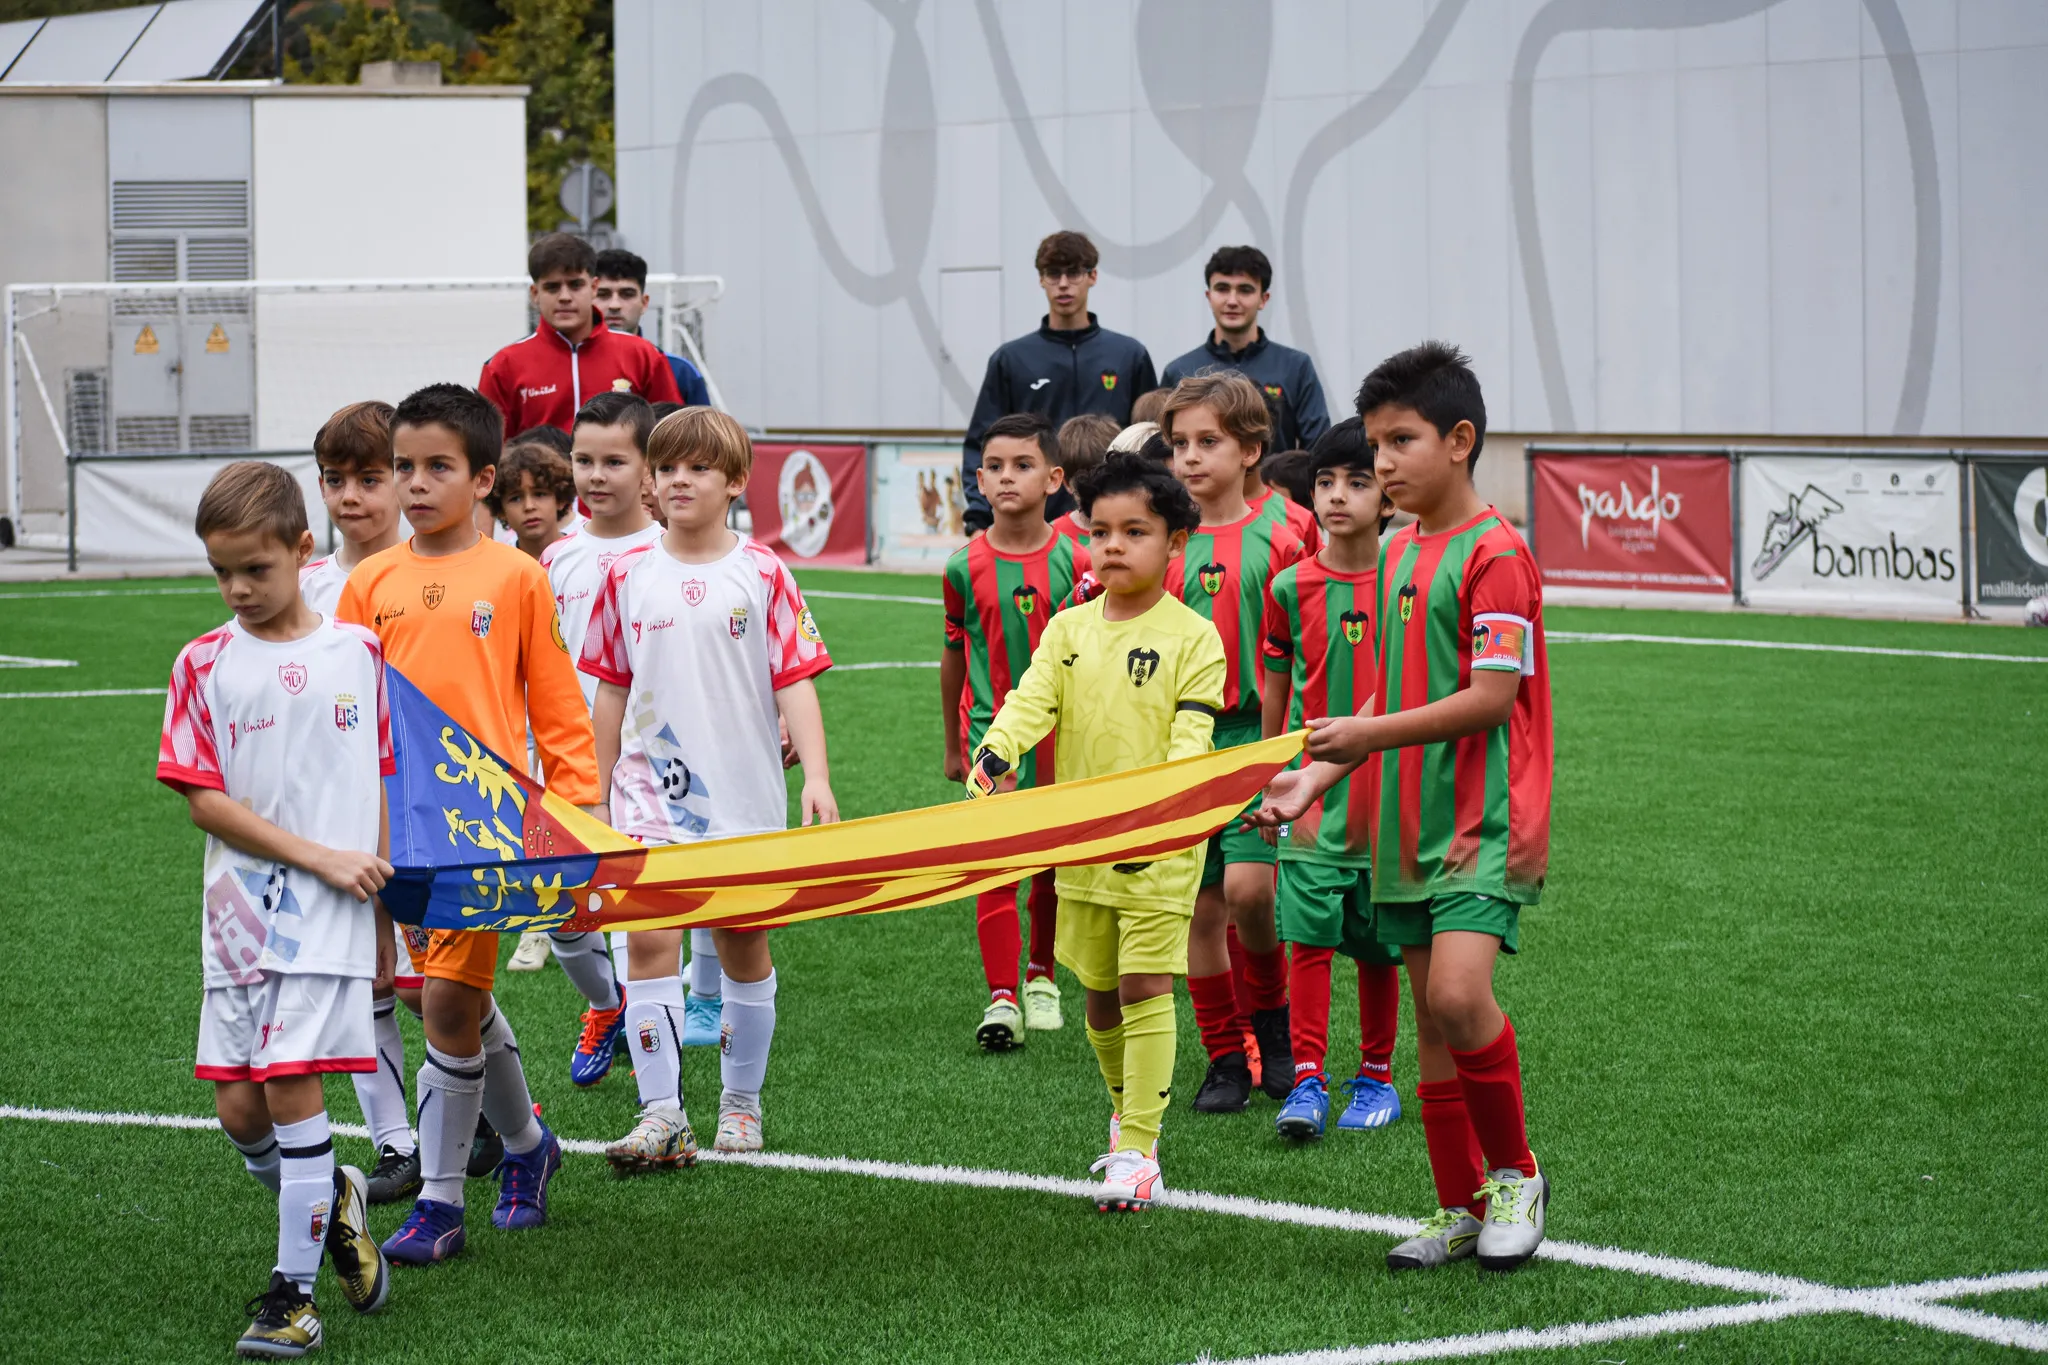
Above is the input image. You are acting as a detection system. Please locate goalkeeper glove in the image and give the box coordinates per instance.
[965,747,1011,799]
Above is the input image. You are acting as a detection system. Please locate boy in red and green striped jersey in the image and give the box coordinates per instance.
[1161,371,1311,1115]
[1259,343,1553,1274]
[941,412,1090,1051]
[1258,417,1405,1143]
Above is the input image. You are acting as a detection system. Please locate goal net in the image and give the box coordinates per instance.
[5,274,723,561]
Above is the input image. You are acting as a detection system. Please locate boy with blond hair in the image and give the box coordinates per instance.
[584,407,838,1166]
[160,462,391,1355]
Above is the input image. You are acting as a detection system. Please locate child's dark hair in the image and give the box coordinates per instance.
[649,401,686,423]
[313,400,394,473]
[592,247,649,287]
[1353,341,1487,469]
[574,391,655,453]
[980,411,1056,463]
[1260,448,1314,509]
[528,232,596,282]
[1309,417,1394,530]
[1204,245,1272,291]
[512,423,572,456]
[1072,450,1199,534]
[394,383,502,475]
[487,442,575,521]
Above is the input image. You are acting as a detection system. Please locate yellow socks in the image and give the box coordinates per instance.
[1085,1020,1125,1115]
[1116,993,1175,1156]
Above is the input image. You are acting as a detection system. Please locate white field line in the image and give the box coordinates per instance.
[0,652,76,667]
[832,660,940,671]
[0,585,217,600]
[5,1103,2044,1358]
[0,686,162,699]
[1550,630,2048,664]
[803,589,945,605]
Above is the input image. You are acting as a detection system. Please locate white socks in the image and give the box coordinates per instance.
[229,1128,281,1193]
[719,970,776,1099]
[351,994,415,1155]
[549,931,623,1011]
[274,1113,334,1294]
[479,1002,542,1156]
[625,975,686,1115]
[416,1042,484,1206]
[689,929,722,998]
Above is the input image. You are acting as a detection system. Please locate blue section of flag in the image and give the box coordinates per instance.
[380,668,598,931]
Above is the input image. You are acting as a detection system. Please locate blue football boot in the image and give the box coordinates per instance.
[681,991,722,1047]
[570,1001,625,1087]
[1275,1074,1329,1140]
[1337,1074,1402,1130]
[492,1124,563,1230]
[380,1198,466,1266]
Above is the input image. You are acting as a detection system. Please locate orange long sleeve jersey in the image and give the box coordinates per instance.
[337,536,600,805]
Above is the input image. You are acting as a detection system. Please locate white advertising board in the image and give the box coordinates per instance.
[75,455,326,563]
[1739,455,1961,612]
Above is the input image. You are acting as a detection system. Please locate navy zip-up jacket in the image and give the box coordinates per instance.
[961,314,1156,532]
[1161,329,1330,454]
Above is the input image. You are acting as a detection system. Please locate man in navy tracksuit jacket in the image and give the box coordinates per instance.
[961,232,1155,533]
[1160,245,1330,455]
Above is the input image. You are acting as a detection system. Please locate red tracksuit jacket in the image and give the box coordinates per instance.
[478,311,682,433]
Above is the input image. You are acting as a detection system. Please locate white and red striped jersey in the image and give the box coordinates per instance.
[157,617,393,987]
[541,522,663,710]
[579,536,830,843]
[298,556,350,618]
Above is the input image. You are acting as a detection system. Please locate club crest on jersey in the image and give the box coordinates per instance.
[334,693,359,731]
[729,607,749,640]
[470,601,495,639]
[1198,562,1226,597]
[423,582,445,610]
[278,662,307,695]
[1263,383,1283,401]
[1011,585,1039,616]
[683,579,707,607]
[1398,583,1417,623]
[1100,371,1118,392]
[1126,646,1161,687]
[798,608,822,643]
[1341,609,1368,646]
[638,1019,661,1053]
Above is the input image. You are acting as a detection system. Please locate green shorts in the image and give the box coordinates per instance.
[1374,892,1521,955]
[1275,860,1401,966]
[1200,717,1277,889]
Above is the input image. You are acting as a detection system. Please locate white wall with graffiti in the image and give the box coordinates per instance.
[616,0,2048,442]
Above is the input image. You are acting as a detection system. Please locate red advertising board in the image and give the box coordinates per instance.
[747,443,869,566]
[1530,453,1732,593]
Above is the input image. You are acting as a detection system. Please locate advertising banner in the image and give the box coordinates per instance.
[75,455,327,562]
[870,441,971,570]
[1970,461,2048,608]
[1738,455,1960,611]
[747,443,868,566]
[1530,453,1731,594]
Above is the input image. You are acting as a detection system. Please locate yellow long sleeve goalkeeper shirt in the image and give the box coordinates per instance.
[977,592,1226,913]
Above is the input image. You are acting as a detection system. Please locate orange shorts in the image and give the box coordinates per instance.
[423,929,500,991]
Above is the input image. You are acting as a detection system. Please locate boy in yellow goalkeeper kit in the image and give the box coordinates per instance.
[968,450,1225,1211]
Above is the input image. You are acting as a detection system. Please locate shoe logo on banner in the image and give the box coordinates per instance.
[1752,484,1843,580]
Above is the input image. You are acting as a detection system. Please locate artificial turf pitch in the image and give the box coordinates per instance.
[1,570,2044,1364]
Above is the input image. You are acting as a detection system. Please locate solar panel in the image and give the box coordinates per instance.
[110,0,264,82]
[1,5,154,83]
[0,18,45,80]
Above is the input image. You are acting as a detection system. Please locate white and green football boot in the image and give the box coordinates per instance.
[1474,1163,1549,1271]
[976,995,1025,1052]
[1022,977,1063,1031]
[1385,1206,1482,1271]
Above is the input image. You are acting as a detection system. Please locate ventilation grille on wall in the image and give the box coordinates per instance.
[116,416,182,453]
[185,238,251,282]
[111,239,179,283]
[112,181,249,231]
[189,415,252,451]
[65,369,108,456]
[111,292,181,319]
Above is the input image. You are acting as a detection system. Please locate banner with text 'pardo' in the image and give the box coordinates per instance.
[1531,453,1731,594]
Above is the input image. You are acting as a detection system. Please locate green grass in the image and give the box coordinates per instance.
[2,571,2045,1363]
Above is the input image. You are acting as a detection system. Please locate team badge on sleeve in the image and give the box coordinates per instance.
[1470,613,1533,673]
[797,608,822,643]
[551,611,567,651]
[1198,562,1226,597]
[470,601,495,639]
[334,693,359,731]
[1341,609,1368,646]
[278,662,307,695]
[1011,585,1039,617]
[729,607,749,640]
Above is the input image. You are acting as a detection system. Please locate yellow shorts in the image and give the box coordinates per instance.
[423,929,501,991]
[1054,897,1192,992]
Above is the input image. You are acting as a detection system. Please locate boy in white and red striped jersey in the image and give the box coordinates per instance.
[158,462,394,1357]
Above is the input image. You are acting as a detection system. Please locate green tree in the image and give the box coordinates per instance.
[282,0,462,86]
[469,0,614,235]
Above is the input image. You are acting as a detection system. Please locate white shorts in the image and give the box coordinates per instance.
[195,973,375,1083]
[394,921,429,990]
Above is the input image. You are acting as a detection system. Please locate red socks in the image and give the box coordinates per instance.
[1286,945,1333,1082]
[1417,1077,1488,1214]
[1357,963,1399,1082]
[1186,972,1241,1060]
[1225,923,1252,1035]
[1448,1015,1536,1176]
[973,885,1022,999]
[1244,946,1288,1013]
[1023,875,1056,983]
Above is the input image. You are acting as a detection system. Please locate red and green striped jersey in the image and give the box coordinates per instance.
[1165,505,1309,726]
[1261,557,1376,867]
[943,533,1090,778]
[1256,488,1322,554]
[1366,508,1552,905]
[1054,510,1091,548]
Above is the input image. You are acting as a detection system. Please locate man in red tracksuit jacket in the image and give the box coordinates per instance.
[479,233,682,434]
